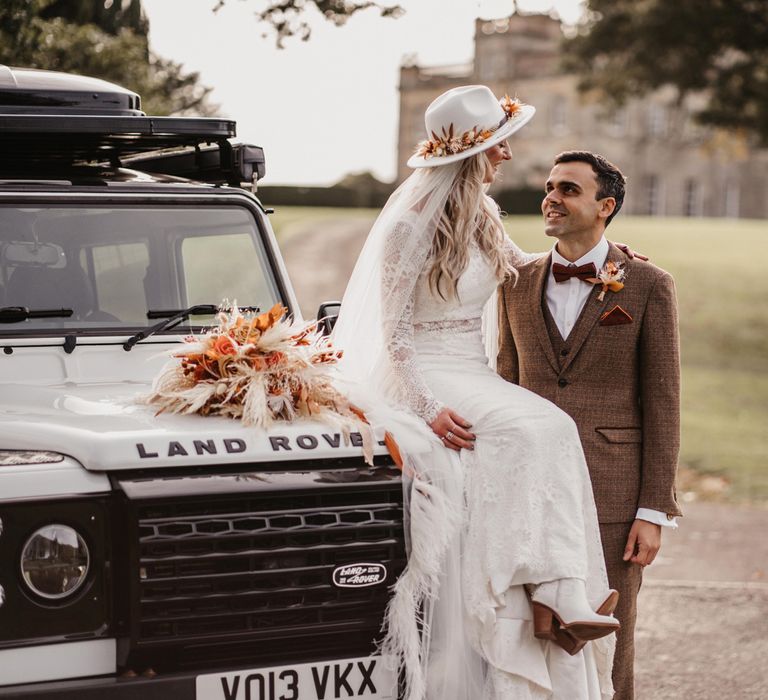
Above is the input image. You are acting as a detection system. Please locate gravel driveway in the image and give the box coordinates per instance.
[279,213,375,319]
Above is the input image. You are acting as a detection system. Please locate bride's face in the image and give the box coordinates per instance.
[483,141,511,183]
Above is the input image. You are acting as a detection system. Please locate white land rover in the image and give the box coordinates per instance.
[0,66,402,699]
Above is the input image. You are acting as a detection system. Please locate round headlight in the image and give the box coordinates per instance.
[20,524,90,600]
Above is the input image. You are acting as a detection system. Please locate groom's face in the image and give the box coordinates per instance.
[542,162,605,240]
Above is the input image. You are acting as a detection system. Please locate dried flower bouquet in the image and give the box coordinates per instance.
[144,303,373,460]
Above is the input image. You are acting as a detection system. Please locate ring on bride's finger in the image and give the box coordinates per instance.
[446,430,454,441]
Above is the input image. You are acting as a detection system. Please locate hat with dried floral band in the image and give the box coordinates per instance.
[407,85,535,168]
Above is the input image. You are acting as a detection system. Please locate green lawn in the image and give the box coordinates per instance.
[271,209,768,502]
[504,215,768,502]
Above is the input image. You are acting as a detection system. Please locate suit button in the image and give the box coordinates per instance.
[560,348,569,356]
[558,378,568,388]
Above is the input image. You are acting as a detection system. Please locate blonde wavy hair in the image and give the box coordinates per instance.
[427,152,514,300]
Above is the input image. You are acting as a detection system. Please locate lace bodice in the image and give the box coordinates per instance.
[383,220,537,423]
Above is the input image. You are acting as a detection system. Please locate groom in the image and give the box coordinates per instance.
[497,151,682,699]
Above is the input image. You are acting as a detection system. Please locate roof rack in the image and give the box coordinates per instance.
[0,114,235,162]
[0,115,266,185]
[123,141,267,185]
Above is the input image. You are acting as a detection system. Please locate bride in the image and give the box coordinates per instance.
[332,85,617,700]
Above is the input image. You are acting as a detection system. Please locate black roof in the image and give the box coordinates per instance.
[0,114,237,165]
[0,66,241,175]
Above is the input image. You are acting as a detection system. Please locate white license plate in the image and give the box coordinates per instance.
[195,655,396,700]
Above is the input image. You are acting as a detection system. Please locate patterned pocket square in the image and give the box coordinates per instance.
[599,305,633,326]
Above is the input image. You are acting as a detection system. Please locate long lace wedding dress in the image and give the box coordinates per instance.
[333,174,615,700]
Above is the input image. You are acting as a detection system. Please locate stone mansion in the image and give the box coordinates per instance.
[397,13,768,219]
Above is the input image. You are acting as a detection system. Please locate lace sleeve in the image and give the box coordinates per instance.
[503,235,542,267]
[381,218,444,424]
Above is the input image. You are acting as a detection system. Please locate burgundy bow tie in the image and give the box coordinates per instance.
[552,262,597,284]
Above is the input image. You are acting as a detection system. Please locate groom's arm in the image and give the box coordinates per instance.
[496,287,520,384]
[638,270,682,517]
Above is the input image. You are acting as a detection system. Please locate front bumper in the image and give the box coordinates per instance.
[0,672,194,700]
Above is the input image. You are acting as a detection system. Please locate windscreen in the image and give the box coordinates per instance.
[0,204,282,335]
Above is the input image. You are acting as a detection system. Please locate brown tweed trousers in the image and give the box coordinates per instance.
[498,242,682,699]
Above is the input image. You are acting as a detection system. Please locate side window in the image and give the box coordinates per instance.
[89,242,150,320]
[181,233,277,309]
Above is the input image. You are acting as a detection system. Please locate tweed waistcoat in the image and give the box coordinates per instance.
[541,293,569,370]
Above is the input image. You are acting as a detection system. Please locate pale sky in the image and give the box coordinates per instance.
[142,0,585,185]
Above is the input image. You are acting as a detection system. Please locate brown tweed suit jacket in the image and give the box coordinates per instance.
[498,242,682,523]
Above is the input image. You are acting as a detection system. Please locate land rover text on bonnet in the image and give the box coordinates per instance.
[0,66,404,699]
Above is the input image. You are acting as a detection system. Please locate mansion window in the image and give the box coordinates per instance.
[606,108,627,137]
[725,180,740,218]
[647,104,667,138]
[683,179,701,217]
[550,97,568,134]
[412,111,423,139]
[477,50,507,81]
[645,175,664,216]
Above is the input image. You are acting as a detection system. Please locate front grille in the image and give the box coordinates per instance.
[119,463,406,671]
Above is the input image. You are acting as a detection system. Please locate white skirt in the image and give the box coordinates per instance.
[406,324,615,700]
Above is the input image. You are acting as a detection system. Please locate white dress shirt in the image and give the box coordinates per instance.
[546,236,609,341]
[545,237,677,529]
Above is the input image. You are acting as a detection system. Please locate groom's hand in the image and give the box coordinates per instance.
[623,519,662,566]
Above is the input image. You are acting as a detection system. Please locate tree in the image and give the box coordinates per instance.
[0,0,215,116]
[564,0,768,145]
[213,0,404,47]
[40,0,149,36]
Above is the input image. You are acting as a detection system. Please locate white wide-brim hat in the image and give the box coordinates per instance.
[407,85,535,169]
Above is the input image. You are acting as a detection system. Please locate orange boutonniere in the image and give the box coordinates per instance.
[587,261,626,301]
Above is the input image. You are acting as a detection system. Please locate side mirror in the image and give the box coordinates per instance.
[316,300,341,336]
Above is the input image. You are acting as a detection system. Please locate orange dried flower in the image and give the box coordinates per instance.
[414,96,528,161]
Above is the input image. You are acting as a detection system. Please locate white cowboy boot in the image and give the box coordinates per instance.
[529,578,620,644]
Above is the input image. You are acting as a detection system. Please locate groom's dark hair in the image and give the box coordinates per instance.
[554,151,626,226]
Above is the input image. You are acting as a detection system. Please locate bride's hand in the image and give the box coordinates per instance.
[429,407,476,451]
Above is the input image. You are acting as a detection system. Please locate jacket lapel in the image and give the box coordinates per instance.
[528,253,560,374]
[560,242,628,373]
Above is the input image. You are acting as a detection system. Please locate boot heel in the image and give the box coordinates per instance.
[532,602,557,641]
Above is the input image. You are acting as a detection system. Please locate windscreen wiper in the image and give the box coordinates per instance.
[123,304,260,351]
[0,306,73,323]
